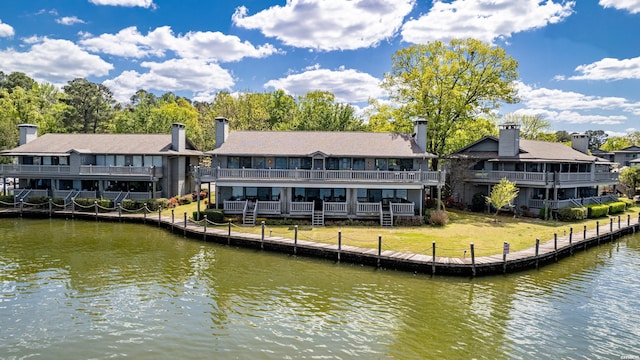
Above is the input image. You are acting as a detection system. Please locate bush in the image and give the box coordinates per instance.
[178,195,192,205]
[620,197,636,208]
[0,194,14,206]
[538,206,552,219]
[192,209,225,222]
[394,216,425,226]
[121,199,143,211]
[146,198,169,211]
[606,201,626,215]
[558,206,587,221]
[429,210,449,226]
[470,192,486,212]
[586,204,609,218]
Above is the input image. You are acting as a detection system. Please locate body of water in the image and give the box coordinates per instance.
[1,218,639,359]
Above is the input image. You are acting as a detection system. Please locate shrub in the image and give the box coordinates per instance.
[167,197,179,208]
[606,201,626,215]
[192,209,225,222]
[538,206,552,219]
[0,194,14,206]
[146,198,169,211]
[558,206,587,221]
[178,195,192,205]
[620,197,636,208]
[395,216,425,227]
[121,199,143,211]
[429,210,449,226]
[586,204,609,218]
[470,192,486,212]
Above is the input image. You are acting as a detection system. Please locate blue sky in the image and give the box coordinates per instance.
[0,0,639,136]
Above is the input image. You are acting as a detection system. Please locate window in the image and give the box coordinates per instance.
[327,157,350,170]
[288,157,312,169]
[375,158,388,170]
[228,156,252,168]
[254,157,266,169]
[275,157,287,169]
[388,159,413,171]
[353,158,365,170]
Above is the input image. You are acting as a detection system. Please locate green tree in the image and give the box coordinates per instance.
[485,178,519,221]
[0,71,36,92]
[365,98,412,133]
[619,166,640,196]
[601,136,631,151]
[284,91,364,131]
[503,113,554,141]
[382,38,519,170]
[585,130,608,150]
[61,78,116,133]
[555,130,572,143]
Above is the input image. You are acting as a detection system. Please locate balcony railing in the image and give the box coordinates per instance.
[467,170,618,184]
[220,200,415,218]
[198,167,444,185]
[528,194,619,209]
[0,164,162,178]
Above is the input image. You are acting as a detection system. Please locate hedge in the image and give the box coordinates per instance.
[620,198,636,208]
[605,201,626,215]
[192,209,225,222]
[558,206,587,221]
[586,204,609,218]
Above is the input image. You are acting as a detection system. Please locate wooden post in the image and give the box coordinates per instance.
[628,214,631,227]
[171,209,174,231]
[554,233,558,262]
[596,221,600,244]
[431,241,436,275]
[19,199,23,216]
[49,199,53,217]
[183,212,187,236]
[117,203,121,220]
[569,228,573,255]
[143,203,147,224]
[535,238,540,269]
[227,221,232,245]
[294,225,298,255]
[203,215,207,241]
[71,199,74,218]
[618,215,621,229]
[261,221,265,249]
[610,217,613,233]
[337,231,342,262]
[377,235,382,268]
[583,225,587,240]
[470,243,476,277]
[502,242,508,274]
[158,208,161,227]
[94,200,98,218]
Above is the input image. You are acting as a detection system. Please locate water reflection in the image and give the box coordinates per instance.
[0,218,639,359]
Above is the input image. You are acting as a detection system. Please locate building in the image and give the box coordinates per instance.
[611,145,640,167]
[196,117,445,226]
[0,123,201,202]
[449,124,618,213]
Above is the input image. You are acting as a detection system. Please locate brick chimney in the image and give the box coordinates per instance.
[215,117,229,149]
[498,123,520,157]
[571,133,589,154]
[413,118,428,153]
[171,123,186,152]
[18,124,38,145]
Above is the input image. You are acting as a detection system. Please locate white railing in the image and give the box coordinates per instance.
[357,202,381,214]
[15,189,49,200]
[469,170,618,184]
[290,201,314,215]
[224,200,246,214]
[79,165,160,176]
[528,194,619,209]
[0,164,71,175]
[199,167,444,185]
[391,202,415,215]
[323,202,347,215]
[256,201,281,214]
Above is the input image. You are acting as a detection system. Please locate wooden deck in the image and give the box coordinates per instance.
[1,207,638,276]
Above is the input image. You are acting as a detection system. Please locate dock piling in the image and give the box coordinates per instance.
[535,238,540,269]
[432,242,436,275]
[203,215,207,241]
[470,243,476,277]
[294,225,298,255]
[338,231,342,262]
[261,221,265,249]
[377,235,382,268]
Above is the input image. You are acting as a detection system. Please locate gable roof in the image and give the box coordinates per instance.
[451,136,610,163]
[613,145,640,153]
[0,133,201,156]
[207,131,436,158]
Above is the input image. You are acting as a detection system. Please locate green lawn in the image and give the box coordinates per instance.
[167,201,638,258]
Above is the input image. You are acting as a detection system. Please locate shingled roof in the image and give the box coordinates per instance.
[1,133,201,156]
[206,131,436,158]
[452,136,611,163]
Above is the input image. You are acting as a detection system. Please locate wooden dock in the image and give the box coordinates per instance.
[2,207,639,276]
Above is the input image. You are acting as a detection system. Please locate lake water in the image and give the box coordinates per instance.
[1,218,639,359]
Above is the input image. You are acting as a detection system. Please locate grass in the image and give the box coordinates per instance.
[165,201,639,258]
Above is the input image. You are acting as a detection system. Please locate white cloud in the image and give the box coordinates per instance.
[103,58,234,103]
[401,0,575,44]
[0,37,112,85]
[599,0,640,14]
[264,67,386,103]
[56,16,86,26]
[0,20,14,37]
[516,82,629,111]
[514,109,626,125]
[562,57,640,81]
[232,0,414,51]
[88,0,156,8]
[79,26,280,61]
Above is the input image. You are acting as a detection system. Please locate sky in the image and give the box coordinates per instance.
[0,0,639,136]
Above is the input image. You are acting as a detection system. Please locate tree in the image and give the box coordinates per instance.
[619,166,640,196]
[584,130,608,150]
[601,136,632,151]
[382,38,519,170]
[61,78,116,133]
[485,178,519,220]
[0,71,35,92]
[284,91,364,131]
[555,130,572,143]
[503,113,554,141]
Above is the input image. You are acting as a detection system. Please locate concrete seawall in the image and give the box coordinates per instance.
[2,208,639,277]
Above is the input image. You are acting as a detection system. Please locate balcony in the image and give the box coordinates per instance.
[198,167,444,186]
[467,170,618,185]
[0,164,162,179]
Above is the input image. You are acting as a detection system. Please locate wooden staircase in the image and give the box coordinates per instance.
[312,210,324,226]
[381,211,393,227]
[243,202,256,226]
